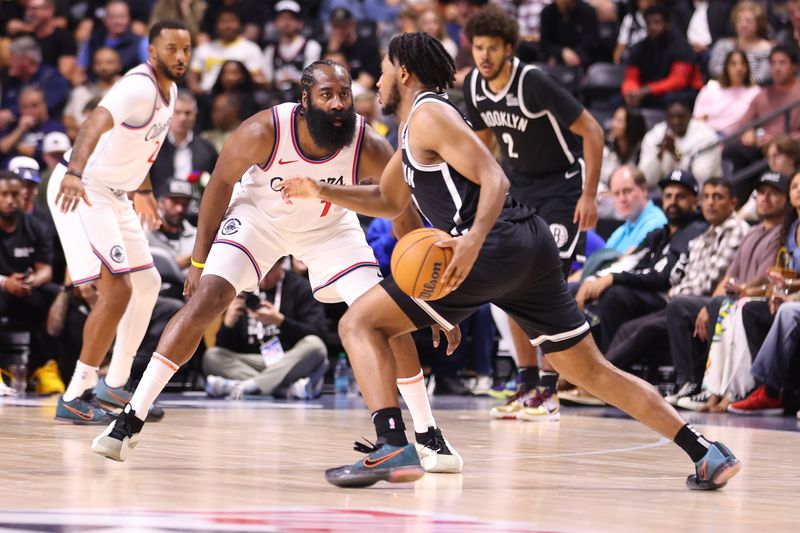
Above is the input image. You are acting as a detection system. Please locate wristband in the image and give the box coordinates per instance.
[135,189,153,194]
[66,169,83,179]
[191,257,206,269]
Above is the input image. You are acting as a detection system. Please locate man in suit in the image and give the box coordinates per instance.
[150,90,217,199]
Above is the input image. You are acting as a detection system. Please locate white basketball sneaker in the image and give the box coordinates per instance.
[414,426,464,473]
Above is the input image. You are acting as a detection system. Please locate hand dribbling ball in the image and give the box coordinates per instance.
[390,228,453,300]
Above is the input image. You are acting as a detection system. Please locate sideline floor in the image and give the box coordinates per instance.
[1,394,797,532]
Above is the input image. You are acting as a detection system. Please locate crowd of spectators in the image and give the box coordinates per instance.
[1,0,800,415]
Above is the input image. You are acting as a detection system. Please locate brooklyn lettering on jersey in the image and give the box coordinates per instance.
[479,110,528,132]
[270,175,344,191]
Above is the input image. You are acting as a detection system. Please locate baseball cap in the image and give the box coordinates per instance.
[658,169,699,196]
[7,156,41,184]
[330,7,353,25]
[275,0,301,15]
[756,171,790,194]
[164,179,193,199]
[43,131,71,154]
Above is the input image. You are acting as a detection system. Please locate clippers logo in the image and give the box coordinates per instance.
[269,175,346,192]
[419,261,443,299]
[221,218,242,236]
[144,118,172,141]
[110,245,126,264]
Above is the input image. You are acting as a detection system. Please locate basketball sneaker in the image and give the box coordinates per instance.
[686,442,742,490]
[91,404,145,462]
[414,426,463,473]
[205,375,238,398]
[727,385,783,415]
[677,390,715,411]
[664,382,700,406]
[55,390,114,425]
[490,389,526,419]
[94,378,165,421]
[517,388,560,422]
[325,440,425,488]
[32,360,65,395]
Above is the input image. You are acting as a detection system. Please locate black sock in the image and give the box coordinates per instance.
[519,367,540,392]
[674,423,712,463]
[540,371,558,392]
[764,384,781,399]
[372,407,408,447]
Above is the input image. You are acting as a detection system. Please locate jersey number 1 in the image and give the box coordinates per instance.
[147,141,161,163]
[501,133,519,159]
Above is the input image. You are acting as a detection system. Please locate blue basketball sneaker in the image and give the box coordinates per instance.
[686,441,742,490]
[94,378,165,421]
[55,390,114,425]
[325,440,425,488]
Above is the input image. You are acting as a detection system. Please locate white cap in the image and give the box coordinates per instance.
[275,0,301,15]
[43,131,71,154]
[8,156,41,183]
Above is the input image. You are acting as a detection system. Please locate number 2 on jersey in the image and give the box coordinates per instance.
[501,133,519,159]
[147,140,161,163]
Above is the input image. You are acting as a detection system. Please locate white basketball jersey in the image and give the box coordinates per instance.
[64,64,176,191]
[239,102,366,233]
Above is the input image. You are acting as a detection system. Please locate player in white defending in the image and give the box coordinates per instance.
[92,61,462,472]
[49,20,191,424]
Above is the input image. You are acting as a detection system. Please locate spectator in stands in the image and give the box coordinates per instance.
[354,89,397,148]
[263,1,322,103]
[6,0,77,82]
[0,170,58,383]
[203,260,329,400]
[777,0,800,59]
[708,1,772,85]
[0,86,66,168]
[0,37,70,121]
[8,156,43,219]
[671,0,733,57]
[75,0,149,84]
[74,0,151,42]
[639,99,722,191]
[539,0,599,67]
[693,49,760,136]
[149,0,207,41]
[189,7,265,94]
[37,131,69,209]
[201,93,241,153]
[664,170,786,406]
[614,0,654,64]
[63,48,121,132]
[737,135,800,222]
[418,8,458,60]
[148,179,196,299]
[324,7,382,89]
[576,170,707,351]
[207,60,261,125]
[621,5,703,108]
[198,0,265,44]
[494,0,550,43]
[151,91,217,197]
[599,106,647,195]
[723,46,800,191]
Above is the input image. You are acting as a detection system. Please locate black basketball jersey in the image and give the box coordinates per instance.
[463,58,584,178]
[269,37,312,91]
[401,92,532,237]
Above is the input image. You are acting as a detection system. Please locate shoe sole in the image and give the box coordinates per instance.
[559,395,606,406]
[727,406,783,416]
[415,443,464,473]
[686,459,742,490]
[54,415,113,426]
[518,411,560,423]
[91,425,139,462]
[326,465,425,488]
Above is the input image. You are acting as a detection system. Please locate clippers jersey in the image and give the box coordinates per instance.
[239,103,366,233]
[400,92,532,237]
[464,57,583,178]
[64,63,176,191]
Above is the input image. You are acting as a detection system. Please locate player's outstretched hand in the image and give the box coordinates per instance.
[432,324,462,355]
[436,233,481,293]
[279,176,322,204]
[184,265,202,298]
[56,174,92,213]
[134,191,162,231]
[573,193,598,232]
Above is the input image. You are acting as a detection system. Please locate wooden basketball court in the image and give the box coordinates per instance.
[0,395,797,531]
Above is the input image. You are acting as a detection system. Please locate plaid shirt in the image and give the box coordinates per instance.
[495,0,551,38]
[670,214,749,297]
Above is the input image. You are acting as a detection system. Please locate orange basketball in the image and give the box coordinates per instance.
[391,228,453,301]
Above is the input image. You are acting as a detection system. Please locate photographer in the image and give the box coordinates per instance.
[203,258,328,399]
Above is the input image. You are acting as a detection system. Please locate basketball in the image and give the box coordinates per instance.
[391,228,453,300]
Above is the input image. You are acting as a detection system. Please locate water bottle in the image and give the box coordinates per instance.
[334,352,351,396]
[9,352,28,396]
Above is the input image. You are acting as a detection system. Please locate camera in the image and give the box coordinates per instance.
[244,293,263,311]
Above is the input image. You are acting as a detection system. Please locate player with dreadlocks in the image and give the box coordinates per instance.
[91,60,464,474]
[280,32,742,491]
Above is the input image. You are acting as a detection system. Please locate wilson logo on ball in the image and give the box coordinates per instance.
[391,228,453,301]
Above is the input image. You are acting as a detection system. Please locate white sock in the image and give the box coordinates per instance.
[63,361,99,402]
[106,269,160,388]
[397,369,437,434]
[129,352,178,421]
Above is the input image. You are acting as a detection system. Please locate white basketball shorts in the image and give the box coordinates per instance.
[47,163,154,284]
[202,194,381,303]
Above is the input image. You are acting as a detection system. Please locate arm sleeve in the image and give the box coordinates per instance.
[461,70,488,130]
[621,65,642,94]
[522,68,584,127]
[77,42,90,68]
[612,249,677,291]
[646,62,695,95]
[97,74,157,127]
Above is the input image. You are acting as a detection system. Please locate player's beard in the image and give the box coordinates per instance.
[304,100,357,152]
[154,56,186,82]
[483,55,511,82]
[380,82,401,116]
